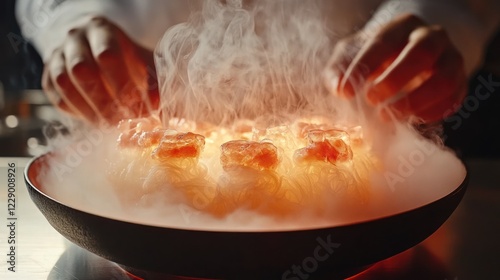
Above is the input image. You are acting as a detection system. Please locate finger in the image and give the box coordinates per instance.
[64,28,114,122]
[366,25,449,104]
[42,62,61,107]
[86,17,131,97]
[122,45,159,118]
[324,35,363,97]
[42,74,77,118]
[87,17,157,119]
[416,82,466,123]
[341,14,425,97]
[388,49,466,121]
[46,49,97,118]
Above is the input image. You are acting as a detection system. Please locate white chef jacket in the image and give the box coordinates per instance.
[16,0,500,75]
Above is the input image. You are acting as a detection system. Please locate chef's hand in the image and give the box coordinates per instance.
[324,14,466,123]
[42,16,159,125]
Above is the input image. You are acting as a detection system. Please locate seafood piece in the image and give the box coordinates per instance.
[294,129,353,164]
[117,118,162,147]
[152,132,205,159]
[117,117,161,132]
[117,118,205,160]
[293,122,333,139]
[220,140,280,171]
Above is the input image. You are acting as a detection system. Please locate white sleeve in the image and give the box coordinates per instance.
[15,0,201,61]
[366,0,500,75]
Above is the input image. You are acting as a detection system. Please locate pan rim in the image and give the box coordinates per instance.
[24,152,469,233]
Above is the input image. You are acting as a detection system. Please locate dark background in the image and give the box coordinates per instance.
[1,0,499,158]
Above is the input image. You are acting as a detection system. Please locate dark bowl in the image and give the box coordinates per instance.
[24,153,468,279]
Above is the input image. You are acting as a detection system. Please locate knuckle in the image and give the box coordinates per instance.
[399,13,424,26]
[409,26,429,40]
[430,25,447,37]
[368,36,386,51]
[47,47,63,62]
[67,27,82,37]
[411,28,448,56]
[337,39,349,50]
[330,41,357,70]
[88,16,118,34]
[89,16,110,26]
[334,39,350,51]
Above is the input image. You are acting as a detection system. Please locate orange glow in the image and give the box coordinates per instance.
[111,117,377,218]
[294,129,353,164]
[152,132,205,159]
[221,140,279,171]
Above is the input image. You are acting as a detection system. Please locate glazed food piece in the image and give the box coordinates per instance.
[294,129,353,164]
[117,118,205,160]
[152,132,205,159]
[220,140,280,171]
[293,122,333,139]
[117,118,162,147]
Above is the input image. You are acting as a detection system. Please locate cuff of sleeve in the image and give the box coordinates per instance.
[18,1,114,61]
[17,0,197,61]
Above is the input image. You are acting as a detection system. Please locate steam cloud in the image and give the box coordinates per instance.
[155,0,347,126]
[38,0,466,231]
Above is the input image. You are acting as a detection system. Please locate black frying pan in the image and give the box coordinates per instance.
[24,153,468,279]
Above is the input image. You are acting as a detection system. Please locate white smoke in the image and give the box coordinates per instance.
[155,0,353,126]
[37,0,466,231]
